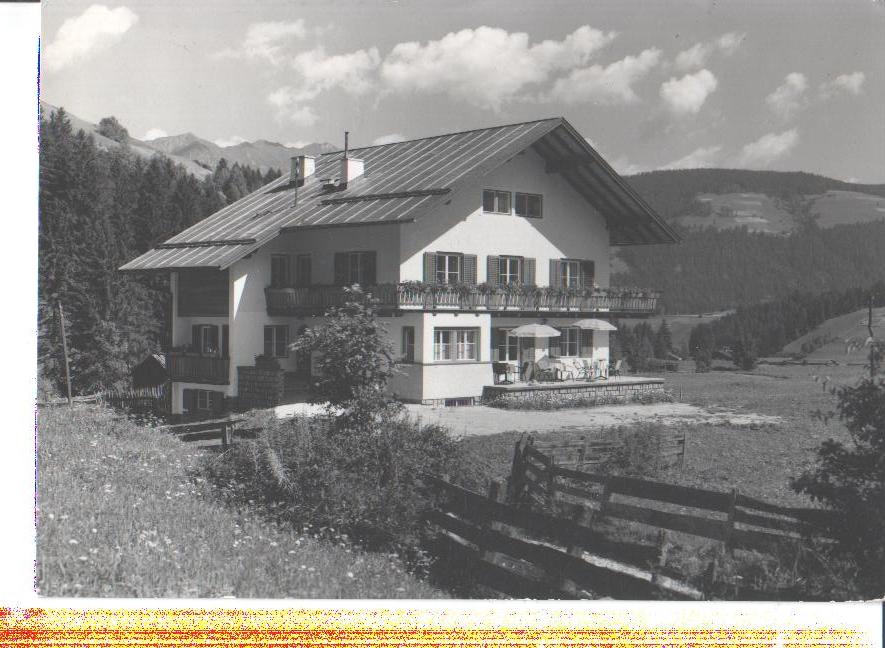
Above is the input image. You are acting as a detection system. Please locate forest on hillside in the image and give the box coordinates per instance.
[38,108,280,395]
[614,221,885,314]
[626,168,885,222]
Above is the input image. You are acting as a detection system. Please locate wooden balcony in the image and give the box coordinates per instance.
[265,283,661,316]
[167,352,230,385]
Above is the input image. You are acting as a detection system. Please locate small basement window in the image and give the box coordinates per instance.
[515,192,542,218]
[482,189,511,214]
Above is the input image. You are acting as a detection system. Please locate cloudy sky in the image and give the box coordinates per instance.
[41,0,885,182]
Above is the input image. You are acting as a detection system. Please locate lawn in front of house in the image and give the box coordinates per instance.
[459,363,860,507]
[36,405,445,598]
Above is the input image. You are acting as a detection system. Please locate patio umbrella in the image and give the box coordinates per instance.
[508,324,561,338]
[573,318,617,331]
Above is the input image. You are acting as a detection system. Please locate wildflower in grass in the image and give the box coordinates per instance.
[68,539,78,545]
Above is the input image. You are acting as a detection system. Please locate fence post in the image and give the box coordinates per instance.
[679,429,687,469]
[506,437,524,503]
[651,529,670,591]
[545,455,557,511]
[558,502,591,597]
[723,488,738,554]
[479,480,502,565]
[57,301,73,408]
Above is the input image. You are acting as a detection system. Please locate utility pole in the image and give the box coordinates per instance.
[867,295,875,379]
[57,301,73,407]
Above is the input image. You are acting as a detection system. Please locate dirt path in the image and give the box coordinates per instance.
[403,402,781,437]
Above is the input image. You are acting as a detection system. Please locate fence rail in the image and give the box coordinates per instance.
[158,417,255,448]
[425,438,836,600]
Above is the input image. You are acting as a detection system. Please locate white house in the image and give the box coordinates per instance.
[121,117,678,414]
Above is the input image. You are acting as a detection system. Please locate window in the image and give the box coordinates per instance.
[270,255,290,288]
[433,329,478,361]
[482,189,511,214]
[334,251,376,286]
[435,253,462,284]
[515,192,542,218]
[196,390,211,411]
[558,327,580,357]
[401,326,415,363]
[499,256,522,284]
[561,260,581,289]
[295,254,311,287]
[192,324,220,355]
[264,325,289,358]
[496,329,518,361]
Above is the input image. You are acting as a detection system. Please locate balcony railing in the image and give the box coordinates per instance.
[265,283,661,316]
[167,352,230,385]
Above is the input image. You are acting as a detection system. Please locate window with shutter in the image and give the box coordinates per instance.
[558,327,580,357]
[498,256,522,284]
[182,389,195,413]
[193,324,219,355]
[264,325,289,357]
[580,329,594,357]
[435,253,462,284]
[423,252,437,283]
[482,189,511,214]
[561,260,581,289]
[515,192,543,218]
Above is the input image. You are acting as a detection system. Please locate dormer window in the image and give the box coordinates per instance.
[515,192,542,218]
[482,189,511,214]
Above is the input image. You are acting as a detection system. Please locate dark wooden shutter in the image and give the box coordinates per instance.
[209,390,224,414]
[581,329,594,357]
[192,325,200,352]
[423,252,437,283]
[486,256,500,286]
[581,260,595,289]
[549,259,562,288]
[362,251,377,285]
[522,258,536,286]
[334,252,348,285]
[182,389,195,413]
[462,254,477,285]
[222,325,229,357]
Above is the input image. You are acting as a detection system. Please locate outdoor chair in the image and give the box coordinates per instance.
[492,361,515,385]
[610,359,622,378]
[595,359,609,380]
[536,358,558,382]
[573,358,593,381]
[521,361,534,382]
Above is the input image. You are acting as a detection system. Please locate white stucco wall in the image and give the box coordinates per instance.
[399,147,611,287]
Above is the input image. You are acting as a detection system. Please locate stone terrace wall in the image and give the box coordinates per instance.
[237,365,284,410]
[482,379,665,407]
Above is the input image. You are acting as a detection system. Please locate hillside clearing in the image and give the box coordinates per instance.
[36,405,444,598]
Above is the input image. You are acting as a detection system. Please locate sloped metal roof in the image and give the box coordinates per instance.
[121,117,677,272]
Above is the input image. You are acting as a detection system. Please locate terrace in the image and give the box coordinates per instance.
[266,283,661,316]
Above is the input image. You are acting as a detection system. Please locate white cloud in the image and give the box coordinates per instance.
[736,129,799,167]
[673,32,744,71]
[284,140,310,149]
[215,20,307,65]
[371,133,406,146]
[610,155,650,175]
[820,71,866,98]
[141,128,167,141]
[765,73,807,119]
[381,25,617,110]
[548,48,662,105]
[662,145,722,169]
[660,69,718,114]
[44,4,138,73]
[267,46,380,125]
[267,88,320,126]
[214,135,248,148]
[716,32,745,56]
[674,43,709,71]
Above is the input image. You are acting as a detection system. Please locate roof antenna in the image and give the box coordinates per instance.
[344,131,349,159]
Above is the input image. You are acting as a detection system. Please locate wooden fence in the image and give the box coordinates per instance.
[158,417,257,448]
[424,439,835,600]
[102,385,170,414]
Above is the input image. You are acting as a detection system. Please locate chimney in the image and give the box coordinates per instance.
[338,130,364,185]
[289,155,315,185]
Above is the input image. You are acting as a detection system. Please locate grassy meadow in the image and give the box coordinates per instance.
[463,362,861,507]
[36,405,445,598]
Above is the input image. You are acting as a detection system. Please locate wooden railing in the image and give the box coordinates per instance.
[159,417,258,448]
[166,352,229,385]
[266,284,661,315]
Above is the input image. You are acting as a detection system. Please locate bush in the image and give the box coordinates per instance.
[204,411,471,567]
[599,423,675,477]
